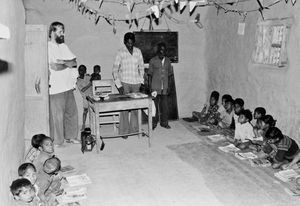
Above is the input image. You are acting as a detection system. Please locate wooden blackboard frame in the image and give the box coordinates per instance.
[133,31,178,63]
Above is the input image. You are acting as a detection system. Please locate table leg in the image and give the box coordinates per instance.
[138,109,142,139]
[95,107,100,153]
[148,99,152,147]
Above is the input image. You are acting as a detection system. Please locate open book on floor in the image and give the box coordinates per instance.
[66,173,92,187]
[249,158,271,167]
[274,169,300,183]
[57,187,87,205]
[234,152,258,160]
[218,144,240,154]
[61,165,76,175]
[206,134,225,142]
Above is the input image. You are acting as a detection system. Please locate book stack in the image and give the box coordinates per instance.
[274,169,300,183]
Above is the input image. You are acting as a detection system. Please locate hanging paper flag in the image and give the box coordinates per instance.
[189,1,197,13]
[134,12,139,28]
[99,0,103,9]
[180,1,187,11]
[0,22,10,39]
[150,5,160,18]
[112,19,116,34]
[126,1,131,12]
[160,0,166,10]
[285,0,289,3]
[174,0,179,4]
[95,14,100,25]
[291,0,297,5]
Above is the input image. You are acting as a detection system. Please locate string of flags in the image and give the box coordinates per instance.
[60,0,297,33]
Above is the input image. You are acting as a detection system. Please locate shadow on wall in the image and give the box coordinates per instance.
[0,59,9,74]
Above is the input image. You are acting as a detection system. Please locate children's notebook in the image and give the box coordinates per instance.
[218,144,240,154]
[66,173,92,187]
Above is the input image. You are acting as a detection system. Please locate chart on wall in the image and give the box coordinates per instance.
[133,31,178,63]
[252,18,292,68]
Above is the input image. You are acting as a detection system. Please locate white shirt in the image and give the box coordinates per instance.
[234,122,254,142]
[48,42,76,95]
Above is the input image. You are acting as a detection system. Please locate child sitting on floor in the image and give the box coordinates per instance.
[10,178,42,206]
[24,134,47,163]
[217,97,234,129]
[33,135,55,173]
[232,98,245,130]
[192,91,219,125]
[264,127,300,169]
[76,64,92,131]
[228,109,255,149]
[252,107,266,139]
[218,94,232,114]
[18,163,38,192]
[36,156,63,200]
[257,114,276,139]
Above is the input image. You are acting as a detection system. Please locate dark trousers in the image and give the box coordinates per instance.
[153,94,169,126]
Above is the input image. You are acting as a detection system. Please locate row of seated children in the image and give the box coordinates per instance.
[10,134,63,206]
[190,90,300,170]
[76,64,102,131]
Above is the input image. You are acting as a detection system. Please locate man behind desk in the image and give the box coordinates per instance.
[48,22,79,145]
[112,32,145,138]
[148,42,173,130]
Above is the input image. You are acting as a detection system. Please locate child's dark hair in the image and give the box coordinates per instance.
[43,156,61,175]
[234,98,244,107]
[210,91,219,102]
[239,109,252,122]
[93,65,101,72]
[222,94,232,101]
[78,64,87,72]
[31,134,47,149]
[10,178,32,196]
[265,127,284,141]
[259,114,276,127]
[254,107,266,117]
[18,163,36,177]
[224,97,233,104]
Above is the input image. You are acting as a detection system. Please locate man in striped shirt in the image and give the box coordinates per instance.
[112,32,145,137]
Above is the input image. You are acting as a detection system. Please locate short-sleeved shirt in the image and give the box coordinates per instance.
[219,109,234,128]
[234,122,254,142]
[77,74,92,108]
[48,42,76,95]
[112,46,144,85]
[274,135,299,162]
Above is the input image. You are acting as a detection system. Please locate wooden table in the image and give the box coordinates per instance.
[87,94,152,153]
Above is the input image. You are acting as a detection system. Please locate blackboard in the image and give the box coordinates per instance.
[133,31,178,63]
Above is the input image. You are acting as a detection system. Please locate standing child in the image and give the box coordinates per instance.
[192,91,220,125]
[76,64,92,131]
[90,65,101,81]
[10,178,42,206]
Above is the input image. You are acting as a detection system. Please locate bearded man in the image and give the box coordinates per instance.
[48,21,79,145]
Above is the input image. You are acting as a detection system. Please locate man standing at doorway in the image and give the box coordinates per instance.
[148,42,173,130]
[48,21,79,145]
[112,32,145,137]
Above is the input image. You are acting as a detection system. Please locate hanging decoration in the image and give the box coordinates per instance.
[57,0,297,33]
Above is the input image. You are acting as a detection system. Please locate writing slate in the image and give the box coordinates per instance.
[133,31,178,63]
